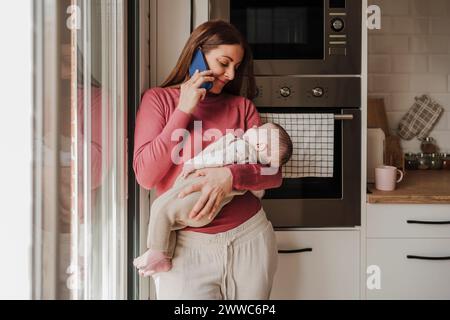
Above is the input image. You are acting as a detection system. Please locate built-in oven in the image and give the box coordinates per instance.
[208,0,362,75]
[254,76,361,228]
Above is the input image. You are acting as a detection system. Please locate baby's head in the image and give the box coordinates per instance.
[243,122,293,167]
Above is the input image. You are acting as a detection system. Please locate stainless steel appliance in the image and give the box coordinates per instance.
[192,0,363,228]
[255,77,361,228]
[208,0,362,75]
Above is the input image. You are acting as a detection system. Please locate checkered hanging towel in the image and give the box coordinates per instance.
[398,94,444,141]
[259,113,334,178]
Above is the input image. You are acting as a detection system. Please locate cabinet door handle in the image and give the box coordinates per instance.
[278,248,313,254]
[407,220,450,225]
[407,255,450,261]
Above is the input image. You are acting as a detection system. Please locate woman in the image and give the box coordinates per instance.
[133,20,282,300]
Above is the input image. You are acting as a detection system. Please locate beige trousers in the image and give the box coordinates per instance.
[147,174,246,255]
[153,208,279,300]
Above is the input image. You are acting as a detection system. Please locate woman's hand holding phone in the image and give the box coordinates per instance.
[177,70,215,114]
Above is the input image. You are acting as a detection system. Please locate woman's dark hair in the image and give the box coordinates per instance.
[160,19,256,100]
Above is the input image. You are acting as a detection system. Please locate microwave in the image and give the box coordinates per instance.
[205,0,362,75]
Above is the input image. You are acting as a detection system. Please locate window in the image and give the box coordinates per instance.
[33,0,127,299]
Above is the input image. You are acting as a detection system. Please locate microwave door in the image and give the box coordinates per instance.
[207,0,362,75]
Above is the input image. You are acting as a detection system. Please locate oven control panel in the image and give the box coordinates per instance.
[328,0,348,56]
[252,76,360,109]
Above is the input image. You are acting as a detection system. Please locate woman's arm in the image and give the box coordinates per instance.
[228,164,282,191]
[227,98,283,191]
[133,89,192,189]
[134,71,215,189]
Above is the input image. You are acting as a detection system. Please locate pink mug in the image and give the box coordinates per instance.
[375,165,404,191]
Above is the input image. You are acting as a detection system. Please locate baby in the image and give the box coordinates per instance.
[133,122,293,276]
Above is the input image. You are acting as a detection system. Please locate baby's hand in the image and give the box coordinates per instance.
[181,163,196,179]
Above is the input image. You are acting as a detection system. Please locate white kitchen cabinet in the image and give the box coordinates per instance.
[366,204,450,300]
[367,238,450,300]
[367,204,450,238]
[270,230,360,300]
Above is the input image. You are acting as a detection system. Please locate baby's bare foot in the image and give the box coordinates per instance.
[141,258,172,277]
[134,249,172,276]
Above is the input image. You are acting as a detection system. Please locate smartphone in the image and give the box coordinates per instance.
[189,48,213,91]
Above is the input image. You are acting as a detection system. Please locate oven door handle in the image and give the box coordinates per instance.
[334,114,354,121]
[278,248,313,254]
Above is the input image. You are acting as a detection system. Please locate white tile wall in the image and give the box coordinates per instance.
[368,0,450,153]
[368,54,391,73]
[409,36,449,54]
[430,18,450,35]
[410,74,448,92]
[411,0,449,17]
[370,0,411,16]
[429,55,450,73]
[391,55,427,72]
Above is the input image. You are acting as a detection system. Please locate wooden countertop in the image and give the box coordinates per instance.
[367,170,450,204]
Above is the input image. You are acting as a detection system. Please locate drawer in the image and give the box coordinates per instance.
[270,230,360,300]
[367,238,450,299]
[367,204,450,238]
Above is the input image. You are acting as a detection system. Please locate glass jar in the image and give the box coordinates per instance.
[420,137,439,154]
[404,152,418,170]
[429,153,442,170]
[417,153,430,170]
[441,153,450,170]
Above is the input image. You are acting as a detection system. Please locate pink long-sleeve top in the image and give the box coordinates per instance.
[133,87,282,234]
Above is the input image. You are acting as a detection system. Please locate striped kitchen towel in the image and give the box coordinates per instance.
[398,94,444,141]
[259,113,334,178]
